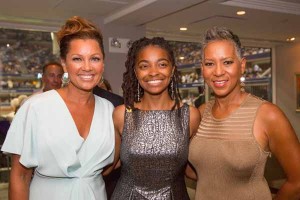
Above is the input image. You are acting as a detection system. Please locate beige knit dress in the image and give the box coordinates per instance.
[189,94,272,200]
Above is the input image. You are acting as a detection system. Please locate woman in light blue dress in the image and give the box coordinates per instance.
[1,16,115,200]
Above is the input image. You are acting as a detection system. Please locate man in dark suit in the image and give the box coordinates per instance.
[93,86,124,107]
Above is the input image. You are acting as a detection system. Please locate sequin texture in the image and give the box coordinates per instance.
[111,104,190,200]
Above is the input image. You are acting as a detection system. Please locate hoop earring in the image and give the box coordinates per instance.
[137,83,141,102]
[62,72,70,85]
[240,76,245,92]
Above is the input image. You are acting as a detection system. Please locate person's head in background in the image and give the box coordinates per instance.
[98,78,112,92]
[57,16,105,93]
[122,37,181,109]
[42,62,64,92]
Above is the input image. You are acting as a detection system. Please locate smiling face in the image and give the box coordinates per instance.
[61,39,104,92]
[202,40,246,98]
[135,45,174,98]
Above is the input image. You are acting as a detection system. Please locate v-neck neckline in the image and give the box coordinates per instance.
[53,90,97,142]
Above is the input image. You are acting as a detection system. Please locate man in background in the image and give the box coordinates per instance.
[41,61,64,92]
[93,78,124,107]
[21,62,64,106]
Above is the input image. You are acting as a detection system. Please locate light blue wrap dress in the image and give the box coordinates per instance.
[2,90,115,200]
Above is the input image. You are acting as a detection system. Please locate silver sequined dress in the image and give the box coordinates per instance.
[111,104,190,200]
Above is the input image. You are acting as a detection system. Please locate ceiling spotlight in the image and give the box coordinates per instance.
[111,38,121,48]
[237,11,246,15]
[180,27,187,31]
[287,37,296,42]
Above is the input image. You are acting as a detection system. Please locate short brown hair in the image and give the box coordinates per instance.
[42,61,63,74]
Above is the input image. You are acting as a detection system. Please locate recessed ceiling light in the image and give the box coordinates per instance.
[179,56,185,60]
[180,27,187,31]
[287,37,296,41]
[237,10,246,15]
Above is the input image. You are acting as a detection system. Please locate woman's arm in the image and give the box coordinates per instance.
[9,154,33,200]
[189,106,201,138]
[258,103,300,200]
[102,129,121,176]
[185,106,201,179]
[102,105,124,176]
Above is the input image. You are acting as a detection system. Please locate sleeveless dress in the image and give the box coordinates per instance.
[2,90,115,200]
[111,104,190,200]
[189,94,272,200]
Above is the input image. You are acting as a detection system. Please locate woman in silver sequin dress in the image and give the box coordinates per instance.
[111,37,200,200]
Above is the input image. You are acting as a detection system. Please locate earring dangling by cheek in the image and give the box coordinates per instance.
[170,80,175,100]
[137,83,141,102]
[62,72,70,85]
[240,76,245,92]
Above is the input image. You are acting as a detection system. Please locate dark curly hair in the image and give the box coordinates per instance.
[56,16,105,60]
[123,37,181,110]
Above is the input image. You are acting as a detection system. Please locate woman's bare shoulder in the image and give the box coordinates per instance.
[257,102,286,123]
[113,104,126,131]
[114,104,126,113]
[256,101,297,139]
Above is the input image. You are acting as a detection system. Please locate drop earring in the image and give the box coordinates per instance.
[62,72,70,85]
[170,71,175,100]
[240,76,245,92]
[137,83,141,102]
[170,80,174,100]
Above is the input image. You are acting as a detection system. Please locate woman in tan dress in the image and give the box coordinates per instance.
[188,27,300,200]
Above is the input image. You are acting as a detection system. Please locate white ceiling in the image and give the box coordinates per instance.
[0,0,299,45]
